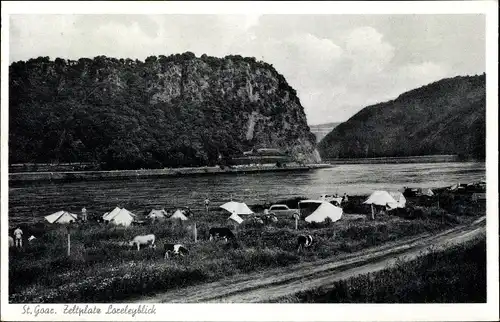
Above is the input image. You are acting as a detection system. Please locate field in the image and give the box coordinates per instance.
[273,234,486,303]
[8,193,485,303]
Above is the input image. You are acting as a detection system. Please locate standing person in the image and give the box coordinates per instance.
[204,197,210,213]
[81,207,87,222]
[13,226,23,248]
[343,193,349,203]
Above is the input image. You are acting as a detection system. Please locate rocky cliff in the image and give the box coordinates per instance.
[318,74,486,160]
[9,53,319,169]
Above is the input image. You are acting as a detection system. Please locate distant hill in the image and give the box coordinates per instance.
[318,74,486,160]
[309,122,341,143]
[9,53,319,169]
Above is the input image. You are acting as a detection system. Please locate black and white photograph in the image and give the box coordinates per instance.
[1,1,498,321]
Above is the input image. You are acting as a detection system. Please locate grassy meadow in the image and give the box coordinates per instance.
[273,234,486,303]
[9,194,484,303]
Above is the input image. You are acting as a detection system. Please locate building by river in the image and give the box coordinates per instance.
[232,148,293,166]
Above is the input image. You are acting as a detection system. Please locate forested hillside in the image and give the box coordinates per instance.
[318,74,486,160]
[9,53,319,169]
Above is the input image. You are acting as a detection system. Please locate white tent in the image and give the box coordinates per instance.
[103,207,121,221]
[364,191,398,207]
[388,192,407,209]
[228,211,244,224]
[148,209,168,219]
[170,209,188,221]
[45,210,78,224]
[418,188,435,197]
[299,200,343,223]
[220,201,253,215]
[103,207,136,226]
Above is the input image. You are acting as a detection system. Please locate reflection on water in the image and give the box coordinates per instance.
[9,162,486,221]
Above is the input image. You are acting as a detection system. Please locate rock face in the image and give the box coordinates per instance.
[9,53,319,169]
[318,74,486,160]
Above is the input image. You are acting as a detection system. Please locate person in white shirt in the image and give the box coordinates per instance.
[82,207,87,221]
[13,226,23,248]
[204,198,210,212]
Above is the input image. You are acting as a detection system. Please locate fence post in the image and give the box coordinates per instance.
[194,222,197,242]
[295,217,298,230]
[67,232,71,256]
[371,204,375,220]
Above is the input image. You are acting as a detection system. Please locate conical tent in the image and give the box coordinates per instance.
[418,188,434,197]
[364,191,398,207]
[148,209,168,219]
[45,210,78,224]
[103,207,136,226]
[388,192,406,209]
[301,201,343,223]
[170,209,188,221]
[220,201,253,215]
[103,207,121,221]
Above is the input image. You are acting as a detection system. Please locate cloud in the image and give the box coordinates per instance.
[9,14,485,125]
[398,61,449,84]
[344,26,395,78]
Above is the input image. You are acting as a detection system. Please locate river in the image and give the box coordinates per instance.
[8,162,485,224]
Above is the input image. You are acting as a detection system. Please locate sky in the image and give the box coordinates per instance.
[9,14,486,125]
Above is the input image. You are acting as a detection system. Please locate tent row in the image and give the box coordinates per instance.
[44,207,189,226]
[46,190,414,227]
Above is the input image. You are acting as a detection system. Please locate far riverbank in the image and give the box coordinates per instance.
[8,164,333,183]
[325,155,469,164]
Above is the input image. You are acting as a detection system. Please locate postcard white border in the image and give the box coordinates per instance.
[1,1,498,321]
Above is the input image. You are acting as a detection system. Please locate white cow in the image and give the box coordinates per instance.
[28,235,36,242]
[129,234,156,251]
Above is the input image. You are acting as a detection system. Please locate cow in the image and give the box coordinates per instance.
[128,234,156,251]
[9,236,14,248]
[28,235,36,242]
[209,227,235,242]
[297,234,313,253]
[163,244,189,259]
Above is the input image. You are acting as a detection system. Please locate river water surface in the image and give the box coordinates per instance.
[9,162,485,224]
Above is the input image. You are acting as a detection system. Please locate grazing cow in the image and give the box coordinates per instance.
[209,227,235,242]
[164,244,189,259]
[297,234,313,253]
[129,234,156,251]
[9,236,14,248]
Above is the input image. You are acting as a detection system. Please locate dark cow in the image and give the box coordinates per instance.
[297,234,313,253]
[209,227,235,242]
[164,244,189,259]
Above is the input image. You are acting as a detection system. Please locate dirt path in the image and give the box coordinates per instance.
[131,217,486,303]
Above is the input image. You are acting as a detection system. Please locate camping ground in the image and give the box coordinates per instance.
[8,190,486,303]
